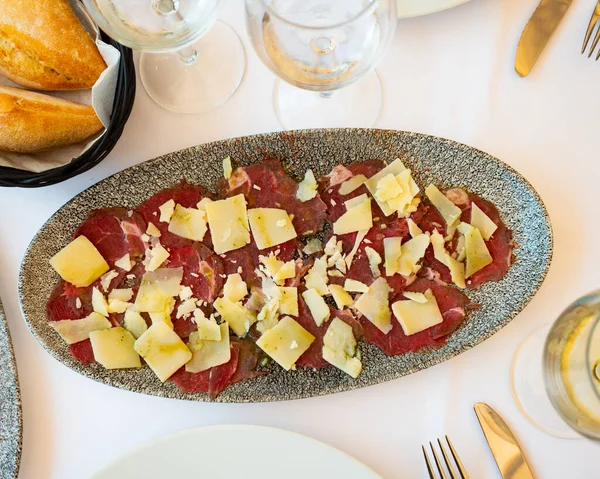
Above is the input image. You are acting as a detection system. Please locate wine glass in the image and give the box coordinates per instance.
[511,291,600,440]
[245,0,397,130]
[83,0,246,114]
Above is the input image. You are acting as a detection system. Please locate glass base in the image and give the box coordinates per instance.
[273,70,383,130]
[139,21,246,114]
[510,326,581,438]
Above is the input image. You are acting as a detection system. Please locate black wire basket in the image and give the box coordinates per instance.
[0,31,135,188]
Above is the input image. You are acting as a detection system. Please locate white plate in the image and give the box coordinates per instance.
[397,0,470,18]
[91,425,381,479]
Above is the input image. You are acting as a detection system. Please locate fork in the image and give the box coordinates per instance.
[422,436,470,479]
[582,0,600,59]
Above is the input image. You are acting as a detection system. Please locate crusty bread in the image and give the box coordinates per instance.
[0,86,103,153]
[0,0,107,90]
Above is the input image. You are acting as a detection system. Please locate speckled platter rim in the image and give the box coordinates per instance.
[0,299,22,478]
[19,128,553,403]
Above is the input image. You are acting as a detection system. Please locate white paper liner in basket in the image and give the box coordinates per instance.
[0,1,122,173]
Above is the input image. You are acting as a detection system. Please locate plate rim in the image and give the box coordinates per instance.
[91,424,381,478]
[18,127,554,403]
[397,0,470,19]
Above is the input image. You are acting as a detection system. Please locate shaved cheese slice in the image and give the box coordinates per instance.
[385,170,420,217]
[323,318,362,378]
[108,298,131,314]
[302,288,330,326]
[158,199,175,223]
[407,219,423,238]
[374,173,402,203]
[344,193,369,209]
[109,288,133,302]
[343,279,369,293]
[248,208,297,250]
[383,237,402,276]
[149,310,174,329]
[100,270,119,291]
[397,234,430,277]
[457,223,493,278]
[196,198,213,213]
[329,284,353,310]
[214,297,256,337]
[176,298,197,319]
[92,287,109,317]
[403,291,428,303]
[278,287,299,316]
[205,195,250,254]
[304,256,329,296]
[425,185,462,228]
[256,297,280,334]
[333,196,373,235]
[259,253,284,277]
[223,156,232,179]
[90,327,141,370]
[135,268,183,313]
[114,254,133,272]
[354,277,392,334]
[296,169,318,202]
[345,229,369,268]
[338,174,367,195]
[49,312,111,344]
[430,231,466,288]
[146,222,161,237]
[123,309,148,339]
[392,289,443,336]
[186,323,231,373]
[223,273,248,302]
[50,236,109,288]
[144,242,170,272]
[193,314,222,341]
[168,205,208,242]
[470,202,498,240]
[364,159,410,216]
[365,246,382,278]
[134,322,192,382]
[273,260,295,285]
[256,317,315,371]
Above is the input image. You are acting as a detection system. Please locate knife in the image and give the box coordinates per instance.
[474,402,535,479]
[515,0,573,77]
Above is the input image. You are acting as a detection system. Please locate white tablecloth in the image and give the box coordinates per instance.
[1,0,598,477]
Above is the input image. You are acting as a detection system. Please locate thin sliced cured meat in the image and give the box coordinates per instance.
[229,337,264,384]
[217,158,327,236]
[138,181,214,248]
[361,278,470,356]
[170,343,243,398]
[69,339,95,364]
[75,208,148,267]
[462,194,514,287]
[47,281,93,321]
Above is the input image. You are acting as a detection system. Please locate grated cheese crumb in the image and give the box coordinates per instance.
[363,239,372,244]
[331,199,337,206]
[75,298,82,309]
[253,184,262,191]
[237,266,243,274]
[190,272,199,278]
[290,340,299,350]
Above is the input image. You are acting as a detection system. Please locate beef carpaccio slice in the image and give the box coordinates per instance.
[361,278,471,356]
[75,207,148,267]
[217,158,327,236]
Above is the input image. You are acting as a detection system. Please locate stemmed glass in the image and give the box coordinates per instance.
[511,291,600,440]
[245,0,397,130]
[83,0,246,114]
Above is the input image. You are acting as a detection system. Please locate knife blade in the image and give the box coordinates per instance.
[474,402,535,479]
[515,0,573,77]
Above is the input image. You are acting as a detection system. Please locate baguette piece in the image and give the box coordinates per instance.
[0,86,103,153]
[0,0,107,90]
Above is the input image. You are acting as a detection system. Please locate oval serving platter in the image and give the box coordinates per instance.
[0,299,22,478]
[19,129,552,402]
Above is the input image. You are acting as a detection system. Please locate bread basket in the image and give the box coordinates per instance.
[0,12,135,188]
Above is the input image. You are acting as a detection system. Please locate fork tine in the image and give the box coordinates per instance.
[422,445,436,479]
[588,23,600,58]
[582,15,598,54]
[445,436,470,479]
[429,441,449,479]
[437,438,457,479]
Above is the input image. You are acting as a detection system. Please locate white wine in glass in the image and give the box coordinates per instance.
[511,291,600,440]
[246,0,397,130]
[84,0,246,114]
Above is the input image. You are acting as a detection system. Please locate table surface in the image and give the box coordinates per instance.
[1,0,599,477]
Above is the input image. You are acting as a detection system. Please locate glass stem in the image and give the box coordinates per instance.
[178,46,199,65]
